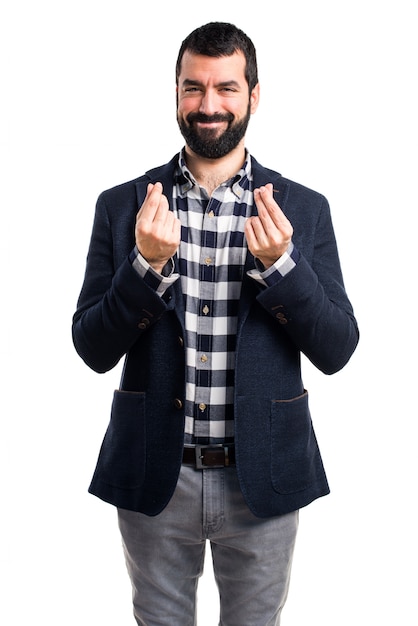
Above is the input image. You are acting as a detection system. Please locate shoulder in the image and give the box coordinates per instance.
[251,155,327,204]
[98,153,180,206]
[250,156,330,229]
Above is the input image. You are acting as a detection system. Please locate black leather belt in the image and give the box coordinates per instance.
[182,445,235,469]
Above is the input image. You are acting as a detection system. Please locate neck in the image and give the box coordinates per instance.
[184,143,246,196]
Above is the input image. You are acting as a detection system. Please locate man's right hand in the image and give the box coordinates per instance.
[135,182,181,273]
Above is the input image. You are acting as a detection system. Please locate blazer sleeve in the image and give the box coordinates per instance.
[256,194,359,374]
[72,192,169,373]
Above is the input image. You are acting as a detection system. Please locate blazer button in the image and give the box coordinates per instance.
[138,318,150,330]
[173,398,183,410]
[275,312,288,324]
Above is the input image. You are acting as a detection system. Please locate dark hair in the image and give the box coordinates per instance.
[176,22,258,92]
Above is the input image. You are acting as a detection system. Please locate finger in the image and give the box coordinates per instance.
[244,219,258,251]
[246,215,269,243]
[137,182,165,221]
[256,188,293,244]
[255,184,288,229]
[245,217,268,254]
[171,214,182,244]
[159,207,179,235]
[254,188,277,233]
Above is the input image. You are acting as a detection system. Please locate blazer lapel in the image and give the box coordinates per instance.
[251,156,290,213]
[135,154,179,212]
[134,154,186,332]
[237,158,291,328]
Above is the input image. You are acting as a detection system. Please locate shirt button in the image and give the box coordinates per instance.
[202,305,210,315]
[204,257,212,266]
[200,354,208,363]
[198,403,207,412]
[208,210,215,218]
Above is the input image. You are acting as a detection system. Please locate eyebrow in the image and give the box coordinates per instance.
[181,78,241,89]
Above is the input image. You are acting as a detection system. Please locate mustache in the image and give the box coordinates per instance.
[186,112,234,124]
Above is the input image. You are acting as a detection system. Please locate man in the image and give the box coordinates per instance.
[73,22,359,625]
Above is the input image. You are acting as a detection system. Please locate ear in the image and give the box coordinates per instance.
[250,83,260,114]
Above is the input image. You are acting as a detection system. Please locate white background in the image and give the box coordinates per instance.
[2,0,417,624]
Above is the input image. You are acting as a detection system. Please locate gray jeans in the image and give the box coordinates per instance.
[118,465,299,626]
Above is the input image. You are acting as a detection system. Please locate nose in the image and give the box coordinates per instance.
[198,89,219,115]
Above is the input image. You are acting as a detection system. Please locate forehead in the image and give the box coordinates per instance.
[178,50,247,84]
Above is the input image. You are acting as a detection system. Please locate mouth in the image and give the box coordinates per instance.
[187,113,234,129]
[195,120,227,131]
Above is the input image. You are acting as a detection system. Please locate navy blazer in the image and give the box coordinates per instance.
[72,154,359,517]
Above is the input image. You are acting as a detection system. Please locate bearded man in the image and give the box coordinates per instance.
[73,21,359,626]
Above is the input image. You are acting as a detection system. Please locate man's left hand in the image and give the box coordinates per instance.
[245,183,293,269]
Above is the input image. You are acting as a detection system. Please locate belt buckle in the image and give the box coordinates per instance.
[195,444,227,469]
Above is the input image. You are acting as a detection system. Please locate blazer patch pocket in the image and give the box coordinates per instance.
[94,390,146,489]
[270,391,319,494]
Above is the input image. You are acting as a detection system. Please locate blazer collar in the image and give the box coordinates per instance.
[134,154,179,212]
[135,152,290,212]
[250,155,290,214]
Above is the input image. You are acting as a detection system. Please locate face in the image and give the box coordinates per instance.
[177,51,260,159]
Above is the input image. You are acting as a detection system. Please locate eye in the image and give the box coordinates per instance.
[218,85,239,95]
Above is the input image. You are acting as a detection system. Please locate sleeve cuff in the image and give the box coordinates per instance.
[130,247,179,297]
[247,242,300,287]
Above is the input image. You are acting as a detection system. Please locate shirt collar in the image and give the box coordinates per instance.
[176,148,252,198]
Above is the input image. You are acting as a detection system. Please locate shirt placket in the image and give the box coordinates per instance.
[195,198,218,434]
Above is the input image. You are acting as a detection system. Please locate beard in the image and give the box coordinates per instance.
[177,104,251,159]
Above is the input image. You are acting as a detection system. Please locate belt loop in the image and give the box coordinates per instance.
[195,445,205,470]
